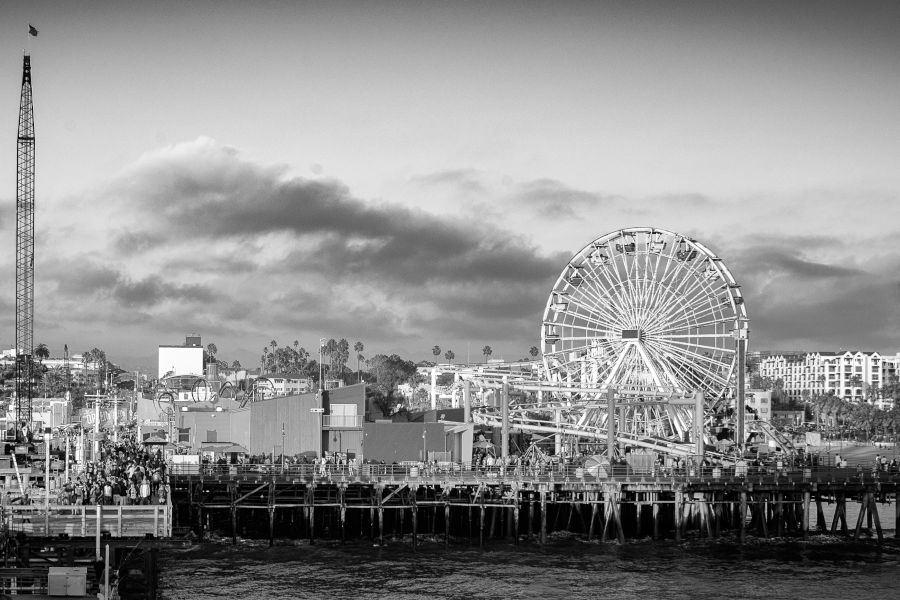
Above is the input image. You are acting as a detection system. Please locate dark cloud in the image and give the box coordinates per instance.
[43,258,213,310]
[736,245,862,281]
[112,275,214,308]
[513,178,615,219]
[411,169,486,193]
[52,140,568,367]
[722,237,900,351]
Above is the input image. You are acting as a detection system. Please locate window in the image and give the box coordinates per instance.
[330,403,357,427]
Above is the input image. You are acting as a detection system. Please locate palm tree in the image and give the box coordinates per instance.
[529,346,539,359]
[207,343,217,360]
[444,350,455,365]
[34,343,50,363]
[482,345,492,362]
[354,341,364,382]
[432,346,441,362]
[232,360,242,371]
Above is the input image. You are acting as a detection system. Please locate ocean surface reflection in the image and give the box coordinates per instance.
[158,534,898,600]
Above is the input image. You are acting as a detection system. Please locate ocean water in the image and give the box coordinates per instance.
[157,534,899,600]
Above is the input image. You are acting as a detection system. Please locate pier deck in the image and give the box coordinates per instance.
[168,464,900,545]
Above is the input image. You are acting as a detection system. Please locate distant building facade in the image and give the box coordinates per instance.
[757,351,890,405]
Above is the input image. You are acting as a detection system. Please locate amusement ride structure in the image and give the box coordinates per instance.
[444,227,769,464]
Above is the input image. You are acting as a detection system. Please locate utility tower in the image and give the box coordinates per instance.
[15,54,35,440]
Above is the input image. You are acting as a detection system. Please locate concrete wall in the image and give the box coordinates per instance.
[249,393,320,456]
[363,422,470,463]
[177,410,233,447]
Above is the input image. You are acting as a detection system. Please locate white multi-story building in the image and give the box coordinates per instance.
[758,351,885,405]
[0,348,101,386]
[158,335,204,379]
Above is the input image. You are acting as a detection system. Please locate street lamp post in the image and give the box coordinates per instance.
[422,430,427,462]
[318,338,326,459]
[319,338,326,393]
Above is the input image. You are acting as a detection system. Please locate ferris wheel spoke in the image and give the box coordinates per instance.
[651,314,735,336]
[571,270,631,325]
[646,274,726,332]
[547,307,617,336]
[603,249,641,325]
[654,332,735,340]
[646,341,730,391]
[652,337,735,356]
[641,258,699,330]
[565,285,629,330]
[660,302,732,335]
[650,338,733,380]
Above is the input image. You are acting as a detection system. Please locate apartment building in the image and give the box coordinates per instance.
[758,351,884,405]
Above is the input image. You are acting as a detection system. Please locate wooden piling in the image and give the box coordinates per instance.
[444,502,450,547]
[739,491,747,544]
[479,491,486,547]
[853,493,867,540]
[308,486,316,544]
[540,490,547,545]
[652,494,660,540]
[339,486,346,545]
[895,492,900,539]
[377,486,384,546]
[635,494,643,538]
[528,495,534,542]
[411,486,418,550]
[802,491,810,539]
[815,494,826,533]
[674,491,683,543]
[775,493,784,537]
[513,501,520,546]
[759,495,769,539]
[868,493,883,543]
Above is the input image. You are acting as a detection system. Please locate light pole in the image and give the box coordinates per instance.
[318,338,326,459]
[422,430,427,462]
[319,338,326,393]
[281,423,285,473]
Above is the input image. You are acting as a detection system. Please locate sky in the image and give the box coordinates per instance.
[1,1,899,373]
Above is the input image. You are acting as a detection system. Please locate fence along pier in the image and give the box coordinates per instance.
[169,463,899,545]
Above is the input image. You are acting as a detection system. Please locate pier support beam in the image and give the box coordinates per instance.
[444,501,450,547]
[868,493,883,544]
[854,493,868,540]
[802,492,810,539]
[377,486,384,546]
[739,491,747,544]
[339,485,347,545]
[540,490,547,545]
[308,486,316,544]
[815,493,827,533]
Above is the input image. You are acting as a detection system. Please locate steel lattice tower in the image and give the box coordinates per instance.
[15,54,35,438]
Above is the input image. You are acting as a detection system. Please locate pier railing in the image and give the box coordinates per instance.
[3,504,172,538]
[168,462,900,486]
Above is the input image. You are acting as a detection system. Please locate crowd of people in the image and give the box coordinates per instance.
[55,431,169,506]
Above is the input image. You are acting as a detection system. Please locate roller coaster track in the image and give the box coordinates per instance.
[472,404,737,462]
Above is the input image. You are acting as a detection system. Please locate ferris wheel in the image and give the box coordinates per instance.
[541,227,748,399]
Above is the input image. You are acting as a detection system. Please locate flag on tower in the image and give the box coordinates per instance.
[29,25,38,36]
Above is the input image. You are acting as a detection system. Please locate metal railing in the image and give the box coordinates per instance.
[2,504,172,538]
[168,461,900,486]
